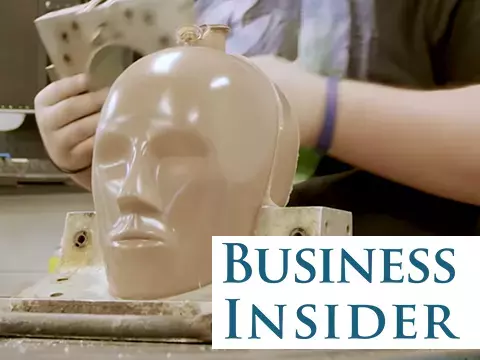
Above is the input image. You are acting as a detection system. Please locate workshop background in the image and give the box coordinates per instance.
[0,0,94,297]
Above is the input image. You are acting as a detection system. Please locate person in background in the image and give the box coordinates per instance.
[34,0,480,235]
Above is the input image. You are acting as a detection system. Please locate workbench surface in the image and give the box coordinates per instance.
[0,339,479,360]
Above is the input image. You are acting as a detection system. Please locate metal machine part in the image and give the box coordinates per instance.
[1,206,352,343]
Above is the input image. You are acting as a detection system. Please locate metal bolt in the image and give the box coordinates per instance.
[73,230,89,248]
[176,25,202,46]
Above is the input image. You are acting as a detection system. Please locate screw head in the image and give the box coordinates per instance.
[73,230,89,248]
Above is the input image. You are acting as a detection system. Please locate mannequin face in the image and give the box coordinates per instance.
[92,47,282,299]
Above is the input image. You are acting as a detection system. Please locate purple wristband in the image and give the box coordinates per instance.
[316,77,339,152]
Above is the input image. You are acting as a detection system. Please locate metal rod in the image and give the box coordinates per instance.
[0,312,211,343]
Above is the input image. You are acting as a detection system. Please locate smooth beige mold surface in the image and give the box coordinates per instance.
[91,27,299,300]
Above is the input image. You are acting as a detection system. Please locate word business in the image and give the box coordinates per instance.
[211,236,479,350]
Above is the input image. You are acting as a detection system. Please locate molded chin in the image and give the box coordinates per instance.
[103,240,211,300]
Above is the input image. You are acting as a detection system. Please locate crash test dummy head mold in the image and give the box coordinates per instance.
[91,24,299,300]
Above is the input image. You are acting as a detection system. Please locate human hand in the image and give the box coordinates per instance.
[34,74,109,173]
[248,55,327,148]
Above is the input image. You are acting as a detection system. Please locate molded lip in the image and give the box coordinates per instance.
[111,230,166,247]
[112,239,165,248]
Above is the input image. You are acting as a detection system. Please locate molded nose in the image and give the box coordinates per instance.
[117,157,163,214]
[117,194,161,214]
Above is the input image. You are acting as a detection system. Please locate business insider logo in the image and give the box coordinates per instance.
[211,236,480,350]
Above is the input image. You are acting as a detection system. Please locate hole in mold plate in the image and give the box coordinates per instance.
[158,35,171,47]
[289,227,307,236]
[124,8,133,19]
[87,45,144,91]
[73,230,89,248]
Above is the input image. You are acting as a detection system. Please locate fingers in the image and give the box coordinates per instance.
[55,112,99,151]
[48,88,109,130]
[53,134,95,171]
[35,74,89,107]
[34,74,106,174]
[70,136,95,169]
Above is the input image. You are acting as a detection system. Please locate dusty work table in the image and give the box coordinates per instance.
[0,339,479,360]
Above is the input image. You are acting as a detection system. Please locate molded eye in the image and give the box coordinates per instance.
[148,130,209,159]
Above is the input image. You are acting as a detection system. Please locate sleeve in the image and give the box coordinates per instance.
[442,0,480,84]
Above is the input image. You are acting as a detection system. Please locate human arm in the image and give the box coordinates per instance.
[326,0,480,205]
[250,56,480,206]
[327,81,480,206]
